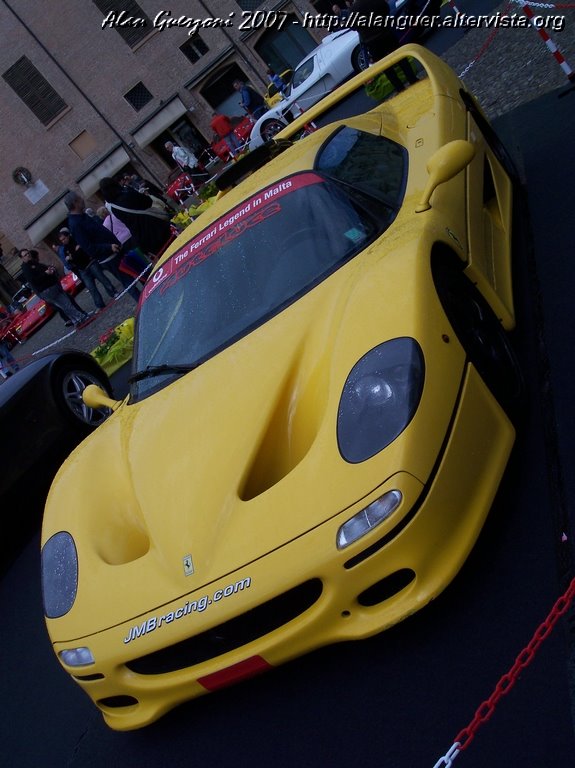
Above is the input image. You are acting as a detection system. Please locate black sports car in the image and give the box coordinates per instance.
[1,350,112,564]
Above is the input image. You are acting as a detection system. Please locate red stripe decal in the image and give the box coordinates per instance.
[198,655,272,692]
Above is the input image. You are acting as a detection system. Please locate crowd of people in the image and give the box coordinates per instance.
[2,5,432,373]
[1,172,177,355]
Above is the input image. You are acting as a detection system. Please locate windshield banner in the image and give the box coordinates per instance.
[142,172,323,302]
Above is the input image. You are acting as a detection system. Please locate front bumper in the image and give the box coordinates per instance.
[51,363,514,730]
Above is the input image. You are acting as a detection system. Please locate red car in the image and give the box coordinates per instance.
[1,272,82,346]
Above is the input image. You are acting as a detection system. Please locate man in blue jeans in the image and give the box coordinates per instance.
[18,249,89,327]
[57,229,118,310]
[64,190,140,302]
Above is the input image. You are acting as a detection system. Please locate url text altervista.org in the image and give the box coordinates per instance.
[301,11,566,33]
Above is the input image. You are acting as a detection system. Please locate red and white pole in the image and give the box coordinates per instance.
[520,1,575,83]
[447,0,462,14]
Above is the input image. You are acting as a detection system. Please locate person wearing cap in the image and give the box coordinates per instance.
[18,248,89,327]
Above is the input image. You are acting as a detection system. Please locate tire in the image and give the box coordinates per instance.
[53,364,113,429]
[260,118,287,142]
[433,260,524,417]
[351,45,370,73]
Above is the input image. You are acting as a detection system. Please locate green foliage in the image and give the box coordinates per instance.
[198,181,218,201]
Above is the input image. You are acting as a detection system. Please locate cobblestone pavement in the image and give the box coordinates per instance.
[8,4,575,369]
[440,2,575,119]
[10,282,140,368]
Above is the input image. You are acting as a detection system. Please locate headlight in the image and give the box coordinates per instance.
[337,338,424,463]
[41,532,78,618]
[337,490,403,549]
[59,647,95,667]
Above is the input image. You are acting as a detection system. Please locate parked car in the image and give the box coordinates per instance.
[41,44,522,731]
[0,350,112,501]
[1,349,113,568]
[248,29,369,149]
[1,272,83,346]
[8,284,33,312]
[263,69,293,108]
[248,0,443,150]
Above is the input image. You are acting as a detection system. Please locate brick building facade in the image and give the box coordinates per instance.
[0,0,331,291]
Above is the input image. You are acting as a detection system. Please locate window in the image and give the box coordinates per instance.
[69,131,97,160]
[93,0,152,47]
[124,82,153,111]
[180,35,209,64]
[2,57,67,126]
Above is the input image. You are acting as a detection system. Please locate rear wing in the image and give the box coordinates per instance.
[215,44,465,193]
[275,43,463,140]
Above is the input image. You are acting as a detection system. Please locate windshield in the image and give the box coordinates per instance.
[290,56,316,91]
[132,130,406,400]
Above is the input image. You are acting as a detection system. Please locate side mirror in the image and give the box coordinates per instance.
[83,384,122,412]
[415,140,476,213]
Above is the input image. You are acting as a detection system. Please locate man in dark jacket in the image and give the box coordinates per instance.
[58,229,118,310]
[233,79,266,119]
[18,248,88,326]
[64,190,140,301]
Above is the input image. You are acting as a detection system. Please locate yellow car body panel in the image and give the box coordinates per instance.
[46,243,466,629]
[263,69,292,108]
[42,44,519,730]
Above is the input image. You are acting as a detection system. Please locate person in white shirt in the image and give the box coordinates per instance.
[165,141,197,172]
[164,141,209,186]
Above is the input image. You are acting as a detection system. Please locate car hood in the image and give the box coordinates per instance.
[44,225,464,632]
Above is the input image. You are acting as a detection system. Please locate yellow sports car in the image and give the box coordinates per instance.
[41,44,522,731]
[263,68,293,108]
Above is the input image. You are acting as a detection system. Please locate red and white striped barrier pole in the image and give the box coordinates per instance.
[520,1,575,82]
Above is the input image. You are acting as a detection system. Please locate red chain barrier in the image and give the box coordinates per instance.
[434,576,575,766]
[457,1,514,78]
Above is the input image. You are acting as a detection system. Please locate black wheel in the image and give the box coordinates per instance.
[351,45,370,73]
[260,118,287,142]
[460,90,520,183]
[434,261,524,416]
[53,364,113,429]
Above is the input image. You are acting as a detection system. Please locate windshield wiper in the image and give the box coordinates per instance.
[129,363,198,384]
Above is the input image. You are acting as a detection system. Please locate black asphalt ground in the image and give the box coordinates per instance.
[2,78,575,768]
